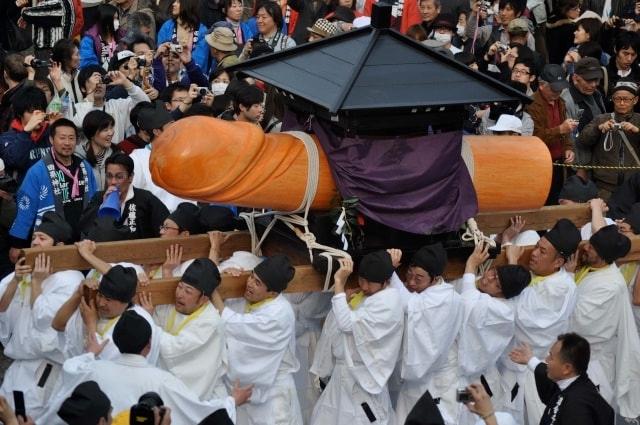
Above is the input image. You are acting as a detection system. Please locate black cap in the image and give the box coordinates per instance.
[624,202,640,234]
[112,310,152,354]
[574,57,604,80]
[410,243,447,277]
[589,225,631,264]
[254,254,295,293]
[544,218,581,259]
[197,409,234,425]
[358,250,394,284]
[433,13,456,30]
[57,381,111,425]
[199,205,236,232]
[182,258,221,296]
[404,390,445,425]
[332,6,355,23]
[558,175,598,203]
[138,101,174,132]
[540,64,570,92]
[36,211,73,244]
[85,216,132,242]
[99,265,138,303]
[496,265,530,299]
[168,203,202,234]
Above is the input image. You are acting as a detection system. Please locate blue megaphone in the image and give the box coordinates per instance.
[98,188,121,220]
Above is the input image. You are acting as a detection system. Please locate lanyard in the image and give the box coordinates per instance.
[574,266,608,285]
[165,303,208,336]
[97,316,120,338]
[348,291,366,310]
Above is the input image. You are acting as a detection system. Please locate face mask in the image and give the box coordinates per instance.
[113,19,120,31]
[211,82,229,96]
[433,32,452,44]
[457,24,465,37]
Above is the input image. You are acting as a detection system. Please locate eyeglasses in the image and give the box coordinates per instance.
[159,224,181,232]
[106,173,128,181]
[512,68,530,76]
[171,97,186,103]
[612,96,636,103]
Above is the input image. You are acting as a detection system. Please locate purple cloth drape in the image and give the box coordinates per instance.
[283,112,479,235]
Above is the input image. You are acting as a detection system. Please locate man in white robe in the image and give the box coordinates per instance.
[53,240,159,363]
[569,224,640,419]
[37,310,251,425]
[139,257,228,400]
[387,244,463,425]
[310,251,404,425]
[502,218,581,425]
[0,212,83,418]
[211,254,302,425]
[456,244,530,425]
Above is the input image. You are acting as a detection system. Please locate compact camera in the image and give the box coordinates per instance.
[170,44,183,54]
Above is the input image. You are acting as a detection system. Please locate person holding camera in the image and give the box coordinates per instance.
[151,41,209,91]
[71,65,150,147]
[578,79,640,199]
[385,245,463,425]
[239,2,296,60]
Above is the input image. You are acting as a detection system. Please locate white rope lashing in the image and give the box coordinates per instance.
[239,131,351,291]
[461,217,495,275]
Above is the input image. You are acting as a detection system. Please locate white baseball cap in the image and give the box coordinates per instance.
[488,114,523,134]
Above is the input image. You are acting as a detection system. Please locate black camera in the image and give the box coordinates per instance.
[456,388,472,403]
[249,36,274,59]
[136,57,147,67]
[30,58,51,68]
[102,74,112,84]
[0,175,18,194]
[130,392,165,424]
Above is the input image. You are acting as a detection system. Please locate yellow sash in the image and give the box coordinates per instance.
[529,274,545,287]
[574,265,608,285]
[97,316,120,338]
[18,276,30,300]
[619,262,639,286]
[244,297,275,313]
[165,303,208,336]
[348,291,366,310]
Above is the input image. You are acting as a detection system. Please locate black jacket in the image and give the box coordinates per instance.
[79,187,169,240]
[535,363,614,425]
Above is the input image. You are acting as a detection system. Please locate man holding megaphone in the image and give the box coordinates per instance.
[79,152,169,240]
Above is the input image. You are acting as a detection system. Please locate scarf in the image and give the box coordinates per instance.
[51,149,80,198]
[10,118,48,142]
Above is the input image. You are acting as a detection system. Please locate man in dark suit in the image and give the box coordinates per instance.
[510,332,614,425]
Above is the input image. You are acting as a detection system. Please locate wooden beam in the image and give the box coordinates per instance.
[136,265,325,305]
[475,204,591,235]
[22,232,252,272]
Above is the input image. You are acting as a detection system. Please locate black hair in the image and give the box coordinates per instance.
[209,67,235,84]
[454,51,477,66]
[12,86,48,118]
[51,38,79,74]
[222,0,243,17]
[175,0,200,31]
[557,333,590,375]
[34,78,55,99]
[183,103,215,117]
[330,0,356,11]
[615,30,640,54]
[130,101,153,133]
[82,110,115,166]
[256,1,284,31]
[3,53,28,82]
[499,0,526,16]
[105,151,134,175]
[159,82,191,103]
[234,84,264,114]
[576,18,602,43]
[96,3,119,40]
[126,32,156,52]
[78,65,107,94]
[50,118,78,138]
[129,11,155,33]
[513,57,537,76]
[577,41,603,60]
[555,0,580,17]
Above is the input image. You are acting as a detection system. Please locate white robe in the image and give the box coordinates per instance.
[455,273,517,425]
[153,302,228,400]
[0,270,82,418]
[390,274,464,425]
[619,262,640,340]
[310,287,404,425]
[502,268,577,425]
[222,295,302,425]
[284,292,332,424]
[569,264,640,419]
[36,353,236,425]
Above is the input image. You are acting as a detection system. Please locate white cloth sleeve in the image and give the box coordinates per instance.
[331,293,354,332]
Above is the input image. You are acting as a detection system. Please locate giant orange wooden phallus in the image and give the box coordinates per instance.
[149,117,338,210]
[150,117,552,213]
